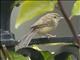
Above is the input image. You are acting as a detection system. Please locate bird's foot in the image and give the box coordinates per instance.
[46,34,56,38]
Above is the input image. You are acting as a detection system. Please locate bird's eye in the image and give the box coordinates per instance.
[54,16,57,18]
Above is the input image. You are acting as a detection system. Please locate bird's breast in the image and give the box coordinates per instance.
[37,26,55,34]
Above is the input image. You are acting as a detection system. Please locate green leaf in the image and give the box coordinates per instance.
[67,54,73,60]
[71,0,80,16]
[9,51,30,60]
[31,45,42,51]
[41,51,54,60]
[15,1,57,28]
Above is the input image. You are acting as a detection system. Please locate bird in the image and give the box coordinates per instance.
[15,12,64,50]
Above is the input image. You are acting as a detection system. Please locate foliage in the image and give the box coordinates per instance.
[15,0,57,28]
[31,45,42,51]
[6,50,54,60]
[71,0,80,16]
[41,51,54,60]
[31,45,54,60]
[67,54,73,60]
[9,51,29,60]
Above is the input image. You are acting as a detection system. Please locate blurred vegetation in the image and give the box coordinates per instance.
[1,0,80,60]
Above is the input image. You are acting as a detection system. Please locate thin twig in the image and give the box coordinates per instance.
[0,49,6,60]
[2,44,13,60]
[58,0,80,47]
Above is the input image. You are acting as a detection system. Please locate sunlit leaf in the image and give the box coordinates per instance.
[46,43,73,45]
[71,0,80,16]
[67,54,73,60]
[15,1,57,28]
[41,51,54,60]
[31,45,42,51]
[10,51,30,60]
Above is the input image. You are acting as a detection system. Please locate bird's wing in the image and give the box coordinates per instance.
[31,14,50,28]
[31,18,44,28]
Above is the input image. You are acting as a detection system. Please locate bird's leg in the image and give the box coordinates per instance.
[46,34,56,38]
[0,49,6,60]
[40,34,56,38]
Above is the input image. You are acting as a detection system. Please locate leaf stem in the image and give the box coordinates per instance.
[58,0,80,47]
[0,49,6,60]
[2,44,13,60]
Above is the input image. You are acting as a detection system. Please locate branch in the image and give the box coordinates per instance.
[29,37,80,45]
[58,0,80,47]
[2,44,13,60]
[0,49,6,60]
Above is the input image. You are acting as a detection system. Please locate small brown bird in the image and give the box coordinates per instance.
[15,12,63,50]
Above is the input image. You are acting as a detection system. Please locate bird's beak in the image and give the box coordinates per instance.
[60,17,64,19]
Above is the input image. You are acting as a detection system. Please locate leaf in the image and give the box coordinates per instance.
[41,51,54,60]
[46,43,73,46]
[31,45,54,60]
[31,45,42,51]
[9,51,30,60]
[67,54,73,60]
[15,0,57,29]
[71,0,80,16]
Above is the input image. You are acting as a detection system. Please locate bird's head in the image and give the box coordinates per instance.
[46,13,64,22]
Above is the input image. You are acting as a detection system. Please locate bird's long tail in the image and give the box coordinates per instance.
[15,29,38,51]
